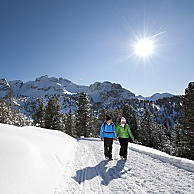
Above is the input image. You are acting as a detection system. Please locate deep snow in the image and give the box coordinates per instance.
[0,124,77,194]
[0,124,194,194]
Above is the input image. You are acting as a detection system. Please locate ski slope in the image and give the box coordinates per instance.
[0,124,194,194]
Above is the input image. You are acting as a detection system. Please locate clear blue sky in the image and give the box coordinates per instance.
[0,0,193,96]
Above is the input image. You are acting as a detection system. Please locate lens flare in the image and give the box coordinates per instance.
[134,38,154,58]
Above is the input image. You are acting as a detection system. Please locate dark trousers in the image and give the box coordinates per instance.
[119,138,129,158]
[104,137,113,159]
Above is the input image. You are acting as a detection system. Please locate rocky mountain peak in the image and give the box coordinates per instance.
[0,78,11,98]
[0,78,10,90]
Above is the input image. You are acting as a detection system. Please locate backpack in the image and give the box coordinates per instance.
[103,122,114,133]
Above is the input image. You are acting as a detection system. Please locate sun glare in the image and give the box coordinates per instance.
[134,38,154,58]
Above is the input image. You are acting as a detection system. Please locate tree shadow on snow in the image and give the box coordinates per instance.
[72,159,131,186]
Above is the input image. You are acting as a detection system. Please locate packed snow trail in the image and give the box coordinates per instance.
[56,138,194,194]
[0,124,193,194]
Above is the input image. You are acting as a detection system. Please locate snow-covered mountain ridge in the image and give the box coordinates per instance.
[0,75,174,101]
[137,93,175,101]
[0,75,179,129]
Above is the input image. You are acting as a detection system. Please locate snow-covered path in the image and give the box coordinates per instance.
[0,124,193,194]
[56,138,194,194]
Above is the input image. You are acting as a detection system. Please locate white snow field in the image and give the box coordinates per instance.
[0,124,194,194]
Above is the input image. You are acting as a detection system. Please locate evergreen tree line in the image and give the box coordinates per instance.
[32,82,194,160]
[31,93,173,155]
[176,82,194,160]
[1,82,193,161]
[32,93,100,137]
[0,99,32,126]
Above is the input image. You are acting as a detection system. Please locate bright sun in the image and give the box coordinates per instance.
[134,38,154,58]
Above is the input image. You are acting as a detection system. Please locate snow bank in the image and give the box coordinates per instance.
[0,124,77,194]
[127,142,194,173]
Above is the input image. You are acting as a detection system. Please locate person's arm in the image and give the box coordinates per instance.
[127,125,135,142]
[116,125,119,136]
[113,125,117,140]
[100,123,104,140]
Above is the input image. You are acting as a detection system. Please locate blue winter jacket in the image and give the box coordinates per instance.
[100,121,117,139]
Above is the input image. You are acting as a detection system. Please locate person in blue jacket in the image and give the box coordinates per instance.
[100,114,117,160]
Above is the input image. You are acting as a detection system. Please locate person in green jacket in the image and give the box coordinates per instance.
[116,117,135,159]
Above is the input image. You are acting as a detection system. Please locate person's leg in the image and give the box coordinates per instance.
[119,138,125,157]
[118,138,122,156]
[104,137,109,158]
[123,138,129,158]
[107,138,113,159]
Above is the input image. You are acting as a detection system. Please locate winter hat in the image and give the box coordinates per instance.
[106,114,112,121]
[121,117,126,123]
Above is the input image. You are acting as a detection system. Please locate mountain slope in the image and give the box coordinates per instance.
[137,93,175,101]
[0,124,193,194]
[0,76,179,129]
[0,75,174,101]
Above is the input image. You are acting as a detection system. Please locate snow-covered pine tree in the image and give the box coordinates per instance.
[44,96,63,130]
[111,108,122,126]
[122,104,139,140]
[75,92,91,138]
[0,101,32,126]
[152,123,171,153]
[138,109,154,147]
[60,113,66,132]
[95,108,106,137]
[87,109,94,137]
[87,109,100,137]
[12,108,32,127]
[171,121,181,156]
[5,87,14,108]
[32,98,46,128]
[0,101,12,124]
[179,82,194,160]
[98,108,106,122]
[92,115,100,137]
[64,109,74,136]
[137,108,168,150]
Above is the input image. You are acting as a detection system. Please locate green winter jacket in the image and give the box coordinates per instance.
[116,124,134,140]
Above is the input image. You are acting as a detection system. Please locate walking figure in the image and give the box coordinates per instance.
[116,117,135,160]
[100,114,117,160]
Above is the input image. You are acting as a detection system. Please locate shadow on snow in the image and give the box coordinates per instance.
[72,159,131,186]
[77,138,101,142]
